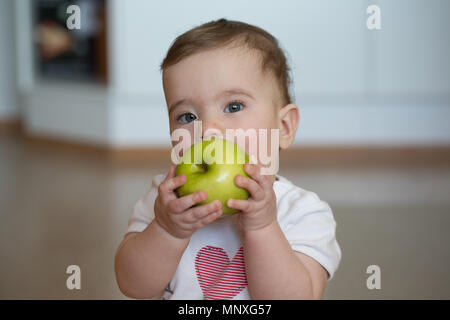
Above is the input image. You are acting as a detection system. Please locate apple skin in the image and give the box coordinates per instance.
[175,138,250,215]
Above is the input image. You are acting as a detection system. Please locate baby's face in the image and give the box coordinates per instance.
[162,45,284,162]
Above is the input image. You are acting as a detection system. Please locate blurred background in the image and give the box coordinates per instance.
[0,0,449,299]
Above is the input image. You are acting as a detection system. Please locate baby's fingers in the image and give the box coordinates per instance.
[158,168,185,196]
[167,190,207,214]
[234,174,264,200]
[227,198,254,213]
[164,164,177,180]
[183,200,222,225]
[199,208,223,226]
[244,163,271,189]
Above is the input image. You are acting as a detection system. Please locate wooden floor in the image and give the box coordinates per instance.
[1,133,450,299]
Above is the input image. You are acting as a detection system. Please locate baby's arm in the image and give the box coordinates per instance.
[114,222,189,299]
[228,163,327,299]
[243,222,327,299]
[114,165,222,299]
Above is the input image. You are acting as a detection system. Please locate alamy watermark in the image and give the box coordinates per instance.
[170,121,279,175]
[66,265,81,290]
[367,5,381,30]
[366,265,381,290]
[66,5,81,30]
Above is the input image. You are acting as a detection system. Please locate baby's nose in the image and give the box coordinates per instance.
[201,120,224,140]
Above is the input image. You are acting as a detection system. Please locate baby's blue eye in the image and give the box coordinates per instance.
[178,113,197,124]
[224,101,245,113]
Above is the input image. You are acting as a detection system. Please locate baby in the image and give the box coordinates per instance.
[114,18,341,300]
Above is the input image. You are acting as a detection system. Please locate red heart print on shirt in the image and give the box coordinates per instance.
[195,246,248,300]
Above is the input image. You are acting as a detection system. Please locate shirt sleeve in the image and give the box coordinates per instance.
[125,174,166,235]
[277,187,342,281]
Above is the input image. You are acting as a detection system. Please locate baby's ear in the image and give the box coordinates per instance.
[278,104,299,149]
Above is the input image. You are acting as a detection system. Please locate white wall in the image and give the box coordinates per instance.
[15,0,450,147]
[375,0,450,96]
[0,0,18,120]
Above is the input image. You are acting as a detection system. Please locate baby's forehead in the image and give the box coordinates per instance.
[179,43,263,71]
[163,45,281,105]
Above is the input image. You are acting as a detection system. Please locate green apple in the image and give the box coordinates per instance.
[175,138,250,215]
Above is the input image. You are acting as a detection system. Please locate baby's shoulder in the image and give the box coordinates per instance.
[274,175,324,206]
[274,175,332,221]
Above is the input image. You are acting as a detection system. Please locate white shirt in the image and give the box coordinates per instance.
[125,174,342,300]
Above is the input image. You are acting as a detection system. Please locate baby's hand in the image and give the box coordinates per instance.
[154,165,222,239]
[227,163,277,232]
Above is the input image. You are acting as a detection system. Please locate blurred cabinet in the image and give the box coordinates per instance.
[33,0,108,84]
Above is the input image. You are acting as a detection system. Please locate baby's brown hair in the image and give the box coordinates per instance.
[160,18,294,107]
